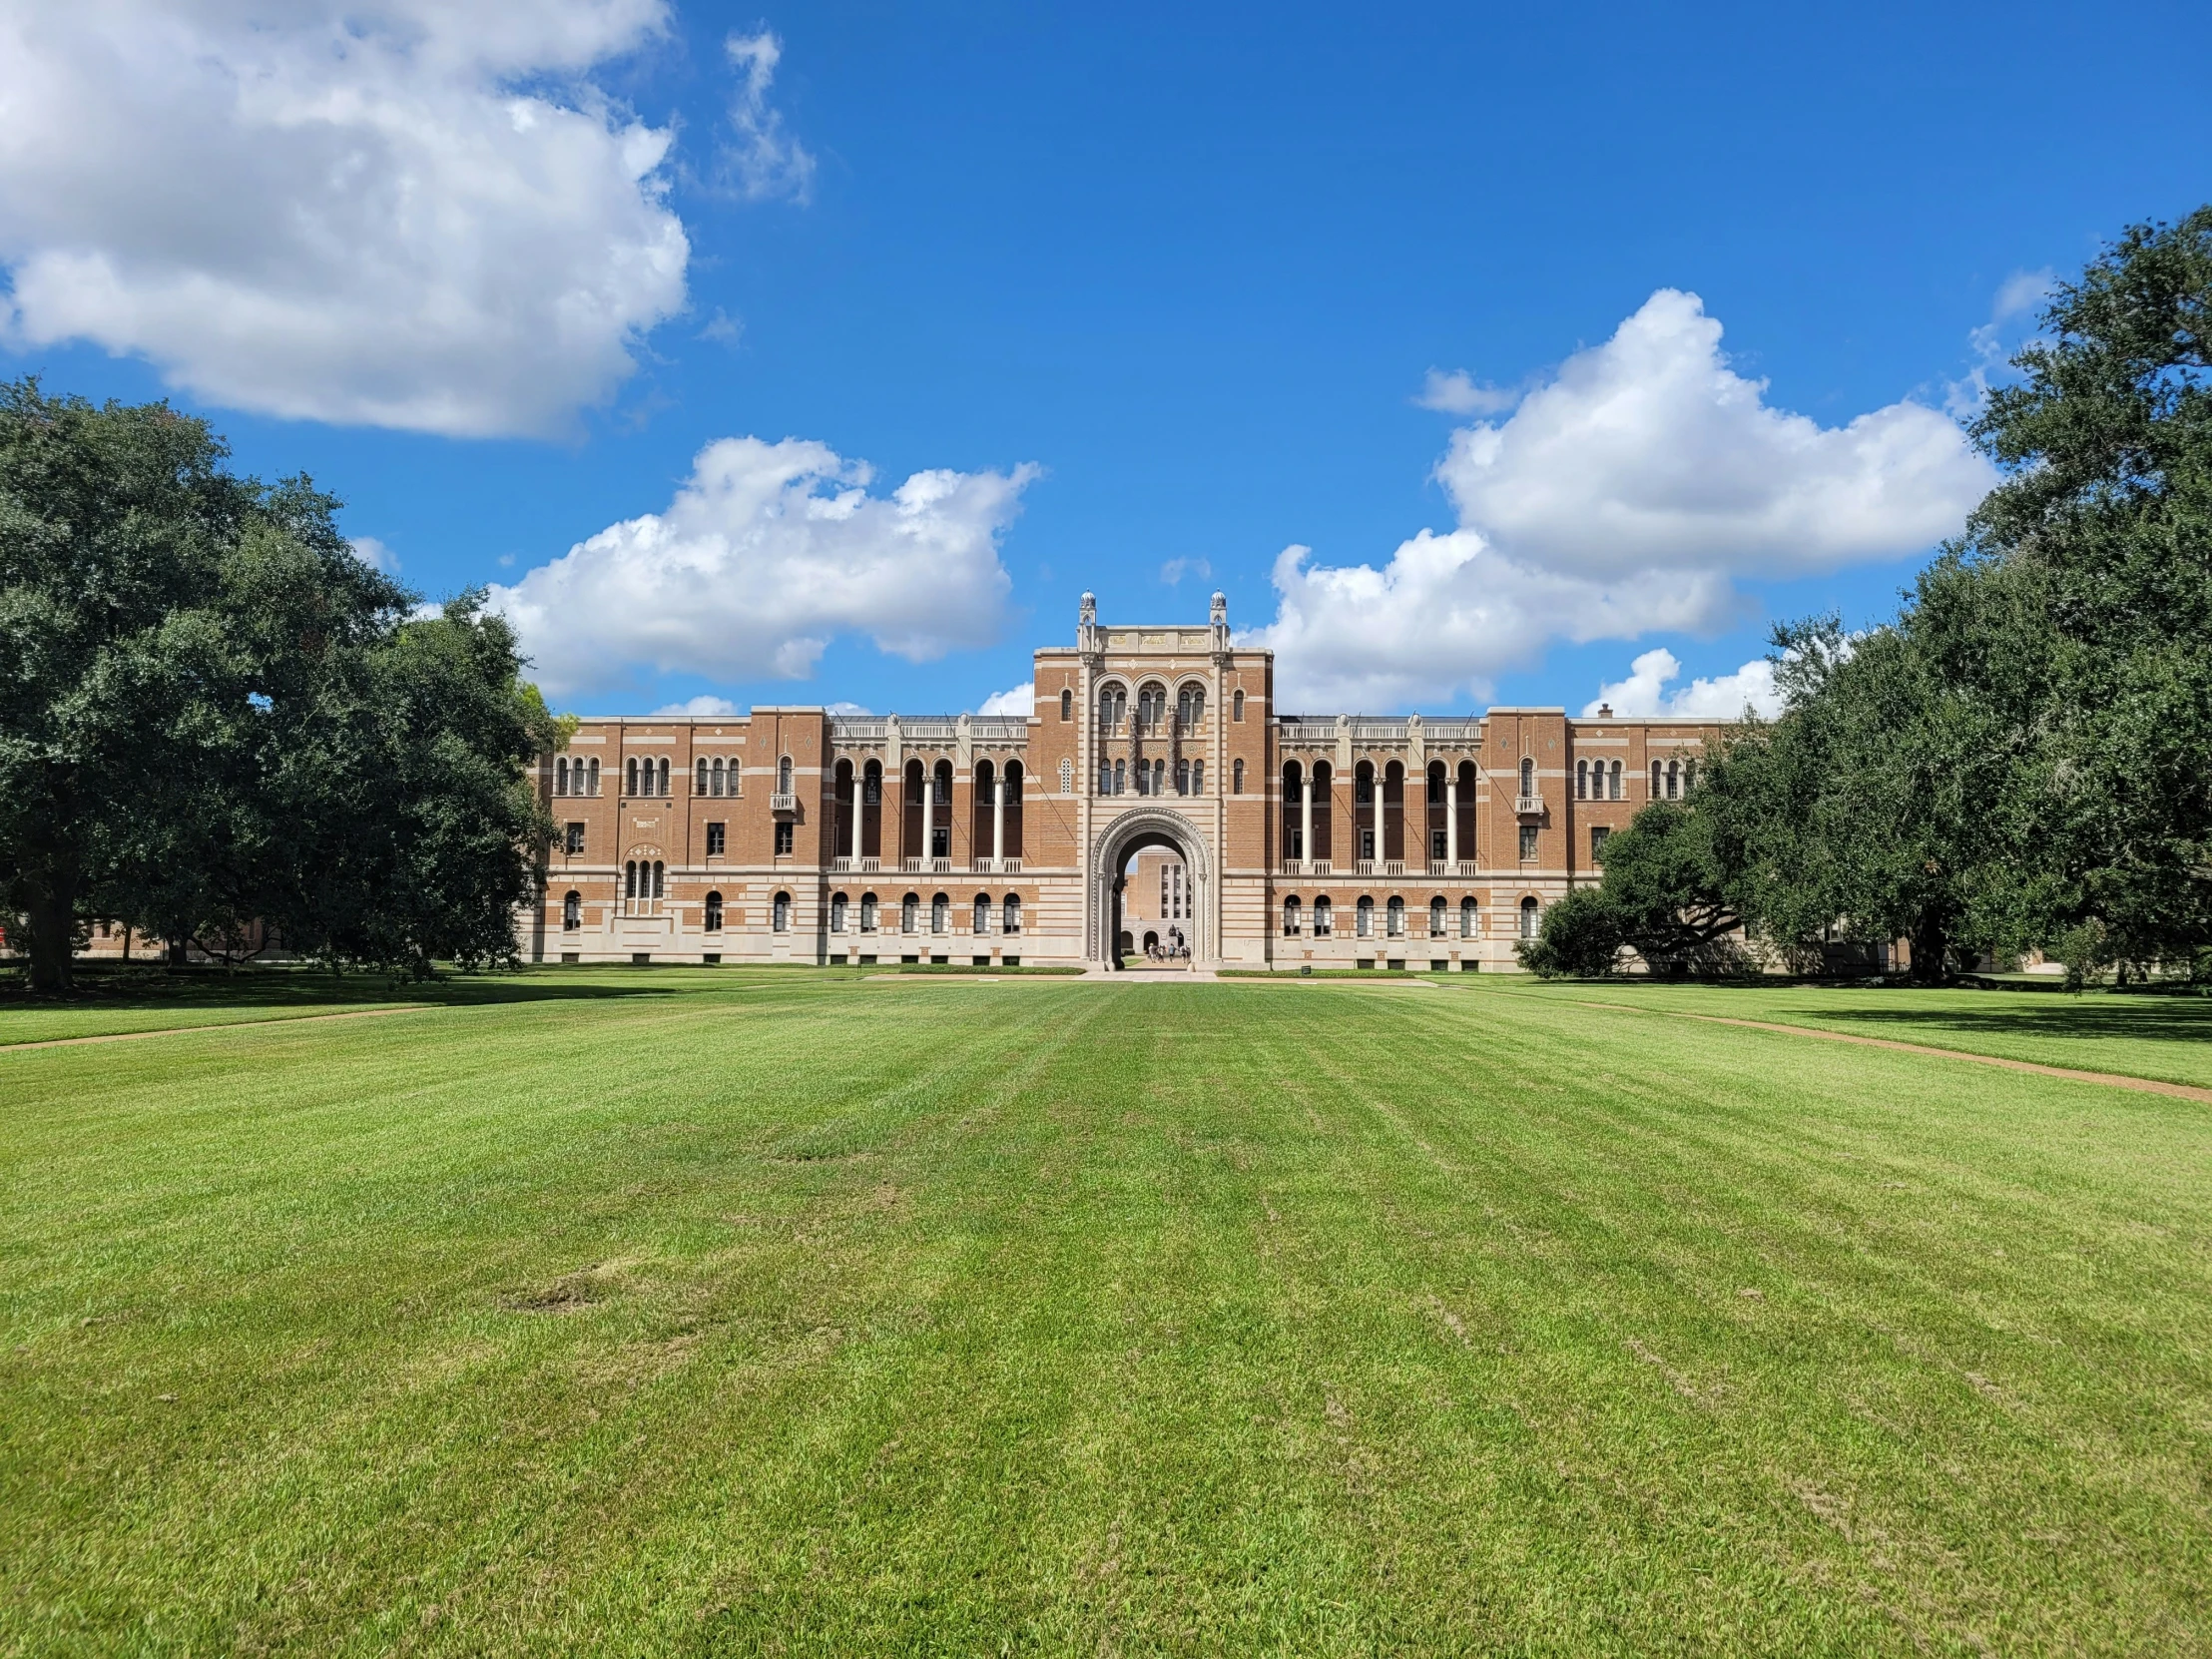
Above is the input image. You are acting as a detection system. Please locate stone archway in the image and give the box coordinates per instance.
[1089,807,1211,969]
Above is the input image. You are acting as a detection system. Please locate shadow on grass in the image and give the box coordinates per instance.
[1810,1002,2212,1047]
[0,965,704,1017]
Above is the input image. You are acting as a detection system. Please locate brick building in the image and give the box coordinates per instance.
[532,594,1724,970]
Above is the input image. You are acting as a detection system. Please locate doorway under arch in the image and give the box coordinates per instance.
[1089,806,1210,969]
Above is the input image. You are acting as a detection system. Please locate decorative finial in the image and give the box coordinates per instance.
[1210,590,1227,627]
[1079,591,1096,627]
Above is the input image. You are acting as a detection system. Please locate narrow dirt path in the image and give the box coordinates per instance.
[0,1005,420,1054]
[1535,995,2212,1105]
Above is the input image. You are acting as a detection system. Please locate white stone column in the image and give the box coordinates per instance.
[992,777,1005,869]
[921,765,934,863]
[1446,773,1459,867]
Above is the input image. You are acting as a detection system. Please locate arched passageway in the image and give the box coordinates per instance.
[1089,807,1210,969]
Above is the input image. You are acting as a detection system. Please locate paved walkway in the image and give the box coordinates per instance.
[1084,966,1218,982]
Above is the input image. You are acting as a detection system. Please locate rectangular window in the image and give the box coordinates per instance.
[1430,829,1447,860]
[564,823,584,854]
[1360,829,1376,860]
[706,822,726,857]
[1590,826,1610,863]
[775,822,795,856]
[1519,825,1539,860]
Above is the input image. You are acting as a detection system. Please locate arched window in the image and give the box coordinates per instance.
[626,758,639,796]
[1098,683,1127,729]
[1651,761,1663,798]
[1190,760,1203,795]
[778,756,794,797]
[714,758,728,797]
[1233,689,1245,722]
[931,892,948,933]
[1666,760,1680,800]
[974,893,991,934]
[1002,894,1021,934]
[1314,896,1333,936]
[1112,759,1126,795]
[1429,896,1446,937]
[624,859,638,898]
[830,892,848,932]
[772,891,790,933]
[557,757,570,796]
[1177,685,1205,729]
[1684,759,1697,792]
[1460,895,1477,937]
[1174,759,1188,796]
[1233,759,1245,795]
[1608,761,1622,801]
[587,758,599,796]
[1060,687,1073,722]
[1576,760,1588,800]
[1386,895,1405,936]
[697,758,710,796]
[1519,895,1540,938]
[705,890,724,932]
[901,893,918,933]
[1283,896,1301,936]
[1137,682,1167,728]
[1357,895,1375,938]
[562,890,581,930]
[1135,759,1149,797]
[1059,757,1073,795]
[658,759,671,796]
[652,860,665,899]
[1151,759,1166,796]
[1519,757,1534,798]
[860,891,878,932]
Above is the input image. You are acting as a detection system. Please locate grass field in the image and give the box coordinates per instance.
[3,969,2209,1655]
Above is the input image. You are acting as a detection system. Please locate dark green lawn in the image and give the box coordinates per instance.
[3,971,2207,1654]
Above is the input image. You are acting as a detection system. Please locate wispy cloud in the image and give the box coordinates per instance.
[722,31,816,204]
[1414,368,1518,415]
[1159,557,1212,586]
[1947,269,2055,417]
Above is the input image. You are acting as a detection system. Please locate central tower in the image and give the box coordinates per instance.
[1022,592,1274,968]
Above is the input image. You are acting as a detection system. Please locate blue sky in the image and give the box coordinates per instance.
[5,0,2208,718]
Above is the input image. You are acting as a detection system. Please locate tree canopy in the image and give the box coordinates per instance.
[1525,209,2212,985]
[1,380,557,990]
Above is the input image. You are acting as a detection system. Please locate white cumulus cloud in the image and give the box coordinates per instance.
[1256,288,1993,710]
[1583,648,1779,720]
[1256,533,1737,712]
[491,435,1038,700]
[977,683,1034,716]
[0,0,699,436]
[1435,289,1992,577]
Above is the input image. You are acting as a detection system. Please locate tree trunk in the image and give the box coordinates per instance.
[26,885,75,993]
[1909,911,1949,985]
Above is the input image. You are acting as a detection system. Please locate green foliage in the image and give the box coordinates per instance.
[0,379,555,987]
[1960,207,2212,969]
[1642,210,2212,983]
[1518,801,1751,977]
